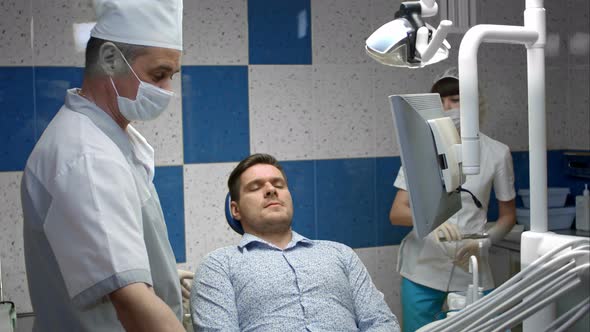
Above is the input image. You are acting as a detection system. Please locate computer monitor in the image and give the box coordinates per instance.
[389,93,462,238]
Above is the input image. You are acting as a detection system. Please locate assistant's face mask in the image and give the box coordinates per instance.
[445,108,461,129]
[110,51,174,122]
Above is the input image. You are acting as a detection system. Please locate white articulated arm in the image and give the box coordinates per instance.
[458,24,538,175]
[420,0,438,17]
[416,20,453,63]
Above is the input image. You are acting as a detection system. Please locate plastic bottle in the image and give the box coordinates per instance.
[575,184,590,231]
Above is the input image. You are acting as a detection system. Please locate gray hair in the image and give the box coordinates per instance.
[84,37,148,77]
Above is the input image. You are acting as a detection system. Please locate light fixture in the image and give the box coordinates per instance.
[365,0,452,67]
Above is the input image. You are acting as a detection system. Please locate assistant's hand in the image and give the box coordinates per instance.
[178,269,194,300]
[433,222,462,242]
[455,239,490,271]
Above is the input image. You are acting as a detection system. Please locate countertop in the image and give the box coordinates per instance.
[488,222,590,252]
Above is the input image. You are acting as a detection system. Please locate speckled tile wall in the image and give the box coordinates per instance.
[0,0,588,319]
[249,65,314,160]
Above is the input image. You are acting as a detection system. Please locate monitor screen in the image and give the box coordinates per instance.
[389,93,462,238]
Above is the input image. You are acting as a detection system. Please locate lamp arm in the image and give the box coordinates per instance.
[420,0,438,17]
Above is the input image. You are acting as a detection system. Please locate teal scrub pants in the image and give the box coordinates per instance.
[401,277,492,332]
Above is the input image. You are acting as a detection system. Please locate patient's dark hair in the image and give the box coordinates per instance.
[430,77,459,97]
[228,154,287,201]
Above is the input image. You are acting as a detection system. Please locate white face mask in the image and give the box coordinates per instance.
[446,108,461,129]
[110,52,174,122]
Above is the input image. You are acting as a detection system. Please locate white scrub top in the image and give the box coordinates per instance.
[21,89,182,331]
[394,133,515,291]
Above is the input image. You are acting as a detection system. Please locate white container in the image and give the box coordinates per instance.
[516,207,576,230]
[518,187,570,208]
[575,184,590,231]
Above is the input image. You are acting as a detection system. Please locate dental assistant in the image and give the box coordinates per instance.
[389,68,517,332]
[20,1,187,330]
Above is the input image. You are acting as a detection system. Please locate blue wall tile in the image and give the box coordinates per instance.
[484,150,530,221]
[153,165,186,263]
[546,150,590,200]
[316,158,377,248]
[248,0,312,64]
[376,157,411,246]
[34,67,84,140]
[487,150,590,223]
[0,66,82,171]
[511,150,590,207]
[279,157,410,247]
[282,160,316,239]
[0,67,35,171]
[182,66,250,164]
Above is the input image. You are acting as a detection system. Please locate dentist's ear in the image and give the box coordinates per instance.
[98,42,125,76]
[230,201,241,221]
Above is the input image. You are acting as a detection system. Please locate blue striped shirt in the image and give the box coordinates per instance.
[190,231,399,331]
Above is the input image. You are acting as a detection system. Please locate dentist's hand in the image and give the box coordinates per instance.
[178,269,194,300]
[433,222,462,242]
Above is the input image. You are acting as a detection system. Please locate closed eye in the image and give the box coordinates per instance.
[272,179,286,188]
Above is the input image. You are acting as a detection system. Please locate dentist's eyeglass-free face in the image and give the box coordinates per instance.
[110,46,181,99]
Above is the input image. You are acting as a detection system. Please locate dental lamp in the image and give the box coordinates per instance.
[365,0,453,67]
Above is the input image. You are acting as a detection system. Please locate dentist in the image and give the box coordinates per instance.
[21,1,188,330]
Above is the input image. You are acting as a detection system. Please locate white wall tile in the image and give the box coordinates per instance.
[567,67,590,150]
[355,245,402,325]
[567,0,590,66]
[311,0,372,65]
[31,0,94,67]
[312,64,376,159]
[478,0,524,26]
[0,0,33,66]
[0,171,32,313]
[182,163,241,272]
[479,43,527,68]
[479,64,529,151]
[476,0,571,68]
[543,0,571,68]
[132,75,183,166]
[375,246,401,323]
[249,65,314,160]
[476,0,528,68]
[369,0,403,31]
[182,0,248,65]
[354,247,377,278]
[371,63,451,157]
[546,68,569,150]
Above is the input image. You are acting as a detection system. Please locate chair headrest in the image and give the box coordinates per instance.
[225,192,244,235]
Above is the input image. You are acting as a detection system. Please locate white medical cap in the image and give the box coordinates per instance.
[90,0,183,50]
[433,67,459,84]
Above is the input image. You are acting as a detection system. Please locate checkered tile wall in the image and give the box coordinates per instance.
[1,0,588,315]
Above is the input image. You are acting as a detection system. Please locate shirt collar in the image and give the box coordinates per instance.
[238,230,312,250]
[65,88,134,159]
[126,125,155,182]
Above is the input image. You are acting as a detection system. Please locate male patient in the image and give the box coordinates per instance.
[190,153,399,332]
